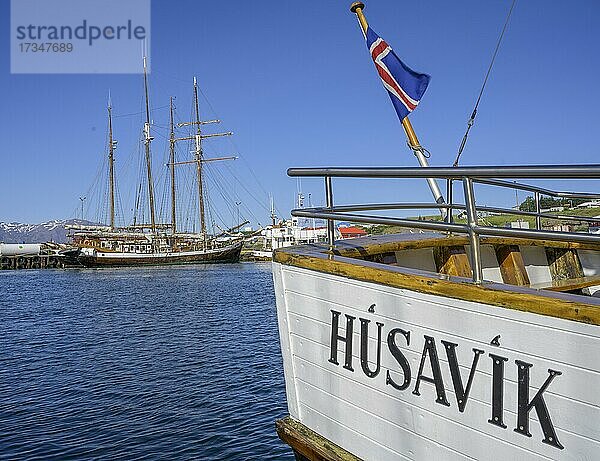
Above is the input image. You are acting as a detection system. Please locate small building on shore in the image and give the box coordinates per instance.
[338,225,368,239]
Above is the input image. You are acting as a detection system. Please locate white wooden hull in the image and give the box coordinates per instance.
[274,262,600,460]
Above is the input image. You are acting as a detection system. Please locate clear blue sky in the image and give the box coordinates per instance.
[1,0,599,227]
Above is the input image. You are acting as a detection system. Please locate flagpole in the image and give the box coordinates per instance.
[350,2,447,211]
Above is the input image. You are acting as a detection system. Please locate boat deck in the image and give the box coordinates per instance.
[274,164,600,460]
[273,232,600,460]
[274,232,600,326]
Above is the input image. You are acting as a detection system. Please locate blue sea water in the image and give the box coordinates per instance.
[0,263,293,460]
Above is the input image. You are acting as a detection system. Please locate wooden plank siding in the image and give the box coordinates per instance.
[273,264,300,419]
[274,263,600,461]
[282,271,600,419]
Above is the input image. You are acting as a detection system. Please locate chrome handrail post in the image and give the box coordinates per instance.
[463,177,483,283]
[534,191,541,230]
[446,179,454,225]
[325,176,335,250]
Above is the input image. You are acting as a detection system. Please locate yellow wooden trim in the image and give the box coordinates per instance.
[276,416,362,461]
[274,236,600,326]
[531,275,600,292]
[327,233,600,258]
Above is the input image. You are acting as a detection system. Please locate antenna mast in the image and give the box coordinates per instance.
[142,56,157,233]
[270,194,276,226]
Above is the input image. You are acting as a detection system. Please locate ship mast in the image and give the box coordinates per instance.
[193,78,207,237]
[142,56,157,233]
[169,96,177,234]
[174,78,234,240]
[107,97,116,230]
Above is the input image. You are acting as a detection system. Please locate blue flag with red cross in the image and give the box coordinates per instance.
[366,26,430,121]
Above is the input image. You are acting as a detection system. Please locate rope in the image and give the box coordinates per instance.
[453,0,517,167]
[408,141,432,159]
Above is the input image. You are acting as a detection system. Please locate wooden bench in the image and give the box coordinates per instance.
[530,275,600,292]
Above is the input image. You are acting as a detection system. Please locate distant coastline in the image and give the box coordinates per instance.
[0,219,96,244]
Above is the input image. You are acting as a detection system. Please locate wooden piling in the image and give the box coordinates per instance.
[0,254,70,270]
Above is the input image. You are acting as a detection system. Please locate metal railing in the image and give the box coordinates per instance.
[288,165,600,283]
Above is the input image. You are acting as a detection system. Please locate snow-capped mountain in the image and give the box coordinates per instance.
[0,219,94,243]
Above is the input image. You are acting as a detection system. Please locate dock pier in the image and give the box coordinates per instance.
[0,243,80,270]
[0,254,70,270]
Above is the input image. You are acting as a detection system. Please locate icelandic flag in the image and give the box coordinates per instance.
[366,27,430,121]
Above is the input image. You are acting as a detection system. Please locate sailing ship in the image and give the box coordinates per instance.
[69,58,243,267]
[273,3,600,460]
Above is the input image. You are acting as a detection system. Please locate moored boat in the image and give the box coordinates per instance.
[274,180,600,459]
[273,2,600,460]
[69,58,244,267]
[76,240,242,267]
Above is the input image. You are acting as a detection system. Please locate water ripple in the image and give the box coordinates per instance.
[0,263,292,460]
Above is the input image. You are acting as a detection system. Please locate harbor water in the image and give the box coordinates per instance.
[0,263,293,460]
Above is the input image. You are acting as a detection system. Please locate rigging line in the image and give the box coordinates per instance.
[133,146,145,225]
[153,68,191,84]
[208,167,261,227]
[453,0,517,167]
[119,138,142,223]
[222,162,271,213]
[181,167,196,232]
[98,169,109,224]
[157,143,171,223]
[113,104,170,118]
[211,113,275,212]
[228,136,271,199]
[114,180,125,227]
[205,164,240,220]
[197,83,276,215]
[204,174,231,229]
[206,136,280,217]
[203,162,238,226]
[81,139,107,200]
